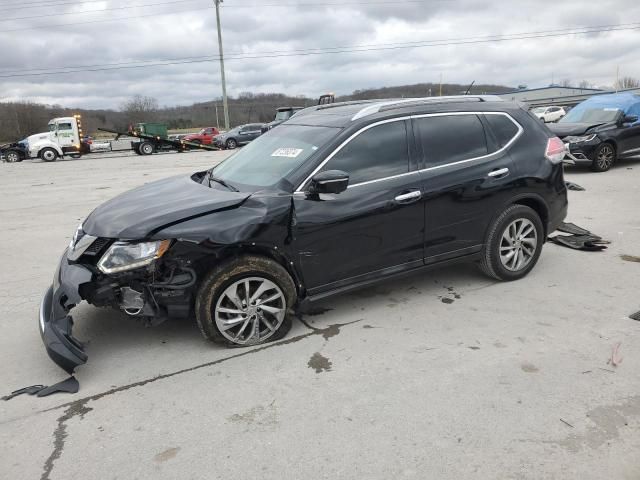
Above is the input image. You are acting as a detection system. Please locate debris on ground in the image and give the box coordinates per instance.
[1,376,79,401]
[565,181,585,191]
[557,222,591,236]
[629,310,640,321]
[607,342,623,367]
[560,418,574,428]
[548,223,609,251]
[620,254,640,263]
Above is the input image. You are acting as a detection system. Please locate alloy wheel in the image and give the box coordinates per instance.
[499,218,538,272]
[214,276,286,345]
[5,151,19,162]
[596,145,614,170]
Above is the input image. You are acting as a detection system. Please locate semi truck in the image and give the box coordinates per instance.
[1,115,87,162]
[1,116,218,162]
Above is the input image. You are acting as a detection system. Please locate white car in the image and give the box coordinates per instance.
[532,106,566,123]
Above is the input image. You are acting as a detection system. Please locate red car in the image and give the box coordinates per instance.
[182,127,220,145]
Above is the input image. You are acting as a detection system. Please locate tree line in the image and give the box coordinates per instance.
[10,79,639,143]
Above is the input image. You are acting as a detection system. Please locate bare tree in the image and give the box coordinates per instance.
[560,79,573,88]
[615,76,640,90]
[578,80,593,89]
[121,95,159,125]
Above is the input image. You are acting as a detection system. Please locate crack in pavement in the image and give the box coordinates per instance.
[38,320,359,480]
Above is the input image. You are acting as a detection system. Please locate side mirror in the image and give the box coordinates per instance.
[308,170,349,195]
[622,114,638,125]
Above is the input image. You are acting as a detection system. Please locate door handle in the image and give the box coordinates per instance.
[394,190,422,203]
[488,167,509,178]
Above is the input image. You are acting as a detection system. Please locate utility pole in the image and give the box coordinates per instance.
[615,65,620,92]
[214,0,230,130]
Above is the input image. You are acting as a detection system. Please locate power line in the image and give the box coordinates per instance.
[0,0,446,19]
[0,0,451,18]
[0,0,203,21]
[2,22,638,74]
[0,23,638,79]
[1,8,204,32]
[0,0,456,31]
[0,0,108,11]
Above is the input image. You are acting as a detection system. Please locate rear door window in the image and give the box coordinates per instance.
[321,121,409,186]
[413,114,488,168]
[483,113,520,149]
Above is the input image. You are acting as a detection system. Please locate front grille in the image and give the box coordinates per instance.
[83,237,112,256]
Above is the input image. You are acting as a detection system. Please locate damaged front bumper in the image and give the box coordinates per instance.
[38,252,92,373]
[562,141,598,166]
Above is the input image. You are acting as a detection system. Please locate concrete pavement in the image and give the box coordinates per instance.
[1,151,639,479]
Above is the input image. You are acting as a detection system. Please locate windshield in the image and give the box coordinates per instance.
[212,124,338,187]
[274,110,293,121]
[48,123,56,132]
[561,107,621,124]
[532,107,545,114]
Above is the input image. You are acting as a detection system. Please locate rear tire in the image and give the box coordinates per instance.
[39,148,58,162]
[139,142,154,155]
[590,143,615,172]
[195,255,296,347]
[479,205,544,281]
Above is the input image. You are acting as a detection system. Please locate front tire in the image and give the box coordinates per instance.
[39,148,58,162]
[225,138,237,149]
[139,141,154,155]
[479,205,544,281]
[195,255,296,347]
[5,150,21,163]
[590,143,615,172]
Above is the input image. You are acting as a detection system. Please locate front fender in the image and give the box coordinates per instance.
[33,140,63,157]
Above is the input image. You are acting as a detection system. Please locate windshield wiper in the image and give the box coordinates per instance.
[207,171,239,192]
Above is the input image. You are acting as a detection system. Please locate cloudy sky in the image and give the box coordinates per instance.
[0,0,638,109]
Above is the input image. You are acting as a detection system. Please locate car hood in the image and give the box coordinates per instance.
[26,132,52,144]
[548,122,615,138]
[82,174,252,239]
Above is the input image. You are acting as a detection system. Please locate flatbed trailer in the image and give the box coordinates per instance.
[98,126,219,155]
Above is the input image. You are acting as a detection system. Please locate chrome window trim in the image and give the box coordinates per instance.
[294,116,411,193]
[411,111,524,173]
[294,111,523,193]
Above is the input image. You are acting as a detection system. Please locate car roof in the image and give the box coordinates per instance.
[287,96,518,128]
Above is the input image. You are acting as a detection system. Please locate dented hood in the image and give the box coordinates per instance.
[548,122,612,138]
[82,174,251,239]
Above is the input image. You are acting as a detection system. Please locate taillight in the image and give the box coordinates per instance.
[545,137,566,164]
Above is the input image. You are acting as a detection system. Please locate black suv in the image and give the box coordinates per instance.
[548,92,640,172]
[39,96,568,372]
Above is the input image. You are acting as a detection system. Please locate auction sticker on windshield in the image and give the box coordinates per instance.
[271,147,303,158]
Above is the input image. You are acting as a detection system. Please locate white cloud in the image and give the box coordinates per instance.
[0,0,638,108]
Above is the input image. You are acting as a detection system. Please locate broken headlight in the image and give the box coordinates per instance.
[69,222,84,248]
[97,240,170,274]
[565,134,597,144]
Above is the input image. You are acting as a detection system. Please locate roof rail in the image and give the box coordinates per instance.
[351,95,503,121]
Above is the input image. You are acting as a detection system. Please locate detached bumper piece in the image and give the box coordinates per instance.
[548,222,610,252]
[39,286,88,373]
[2,377,79,401]
[39,256,93,373]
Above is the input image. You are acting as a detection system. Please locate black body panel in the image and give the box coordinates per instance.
[82,174,251,239]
